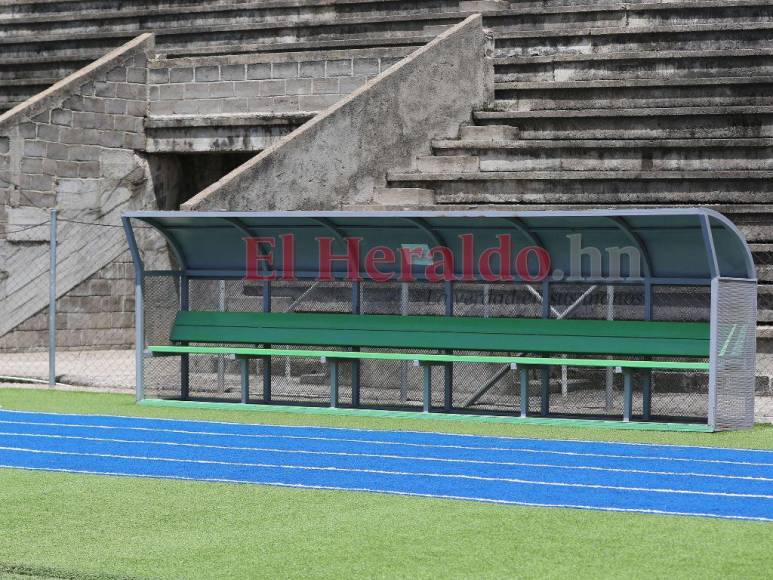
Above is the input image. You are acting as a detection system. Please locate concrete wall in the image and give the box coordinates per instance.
[147,48,408,116]
[0,33,156,340]
[183,15,493,211]
[0,252,135,352]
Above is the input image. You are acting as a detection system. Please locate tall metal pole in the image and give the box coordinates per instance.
[48,209,57,388]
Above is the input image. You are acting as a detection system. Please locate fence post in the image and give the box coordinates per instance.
[48,209,57,388]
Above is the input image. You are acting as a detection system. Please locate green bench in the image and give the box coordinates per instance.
[148,310,710,421]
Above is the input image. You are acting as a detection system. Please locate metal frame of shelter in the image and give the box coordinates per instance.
[123,208,758,430]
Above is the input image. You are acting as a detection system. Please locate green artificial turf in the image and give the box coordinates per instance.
[0,387,771,448]
[0,387,771,579]
[1,469,771,580]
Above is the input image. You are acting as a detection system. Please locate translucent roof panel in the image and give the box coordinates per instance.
[123,209,756,283]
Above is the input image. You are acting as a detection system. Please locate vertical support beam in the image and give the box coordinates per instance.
[443,280,454,412]
[180,276,190,401]
[239,358,249,404]
[623,368,633,422]
[423,364,432,413]
[641,373,652,421]
[708,278,719,430]
[262,280,272,402]
[48,209,57,388]
[605,285,615,413]
[540,366,550,417]
[642,281,653,420]
[122,216,145,402]
[351,281,361,408]
[519,365,529,418]
[399,283,409,404]
[540,281,550,416]
[330,359,339,409]
[216,280,226,393]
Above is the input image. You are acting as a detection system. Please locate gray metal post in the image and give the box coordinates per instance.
[180,276,190,400]
[605,285,615,413]
[642,281,653,420]
[708,278,720,430]
[330,360,339,408]
[216,279,226,393]
[48,209,57,388]
[122,217,145,402]
[540,280,550,416]
[262,280,272,402]
[351,281,361,407]
[423,364,432,413]
[540,366,550,417]
[623,368,633,422]
[443,280,454,411]
[399,283,409,403]
[641,373,652,421]
[519,366,529,418]
[239,358,249,404]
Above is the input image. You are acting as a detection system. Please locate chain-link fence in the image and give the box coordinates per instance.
[1,212,772,424]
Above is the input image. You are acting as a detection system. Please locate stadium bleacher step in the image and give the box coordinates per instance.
[494,48,773,83]
[430,138,773,171]
[371,187,436,206]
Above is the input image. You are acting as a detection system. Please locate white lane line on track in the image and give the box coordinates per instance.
[1,445,772,500]
[1,418,771,468]
[3,408,771,455]
[2,430,771,483]
[2,463,772,523]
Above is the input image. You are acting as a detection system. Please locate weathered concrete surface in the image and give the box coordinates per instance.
[183,15,493,211]
[0,34,156,339]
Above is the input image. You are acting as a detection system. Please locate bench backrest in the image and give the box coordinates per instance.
[170,311,710,359]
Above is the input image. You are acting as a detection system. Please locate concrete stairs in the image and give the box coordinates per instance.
[376,1,773,334]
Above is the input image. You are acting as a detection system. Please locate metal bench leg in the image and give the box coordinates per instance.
[519,366,529,418]
[180,354,189,400]
[444,362,453,412]
[642,369,652,421]
[330,360,339,409]
[623,368,633,422]
[351,359,361,408]
[540,365,550,417]
[262,355,271,403]
[423,365,432,413]
[239,358,249,404]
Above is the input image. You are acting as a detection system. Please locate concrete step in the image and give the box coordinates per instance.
[459,124,520,140]
[475,106,773,139]
[387,169,773,203]
[144,112,314,153]
[494,48,773,83]
[160,35,433,59]
[371,187,436,206]
[494,76,773,110]
[492,21,773,59]
[484,1,773,34]
[0,0,462,28]
[415,155,480,173]
[0,11,465,49]
[431,138,773,171]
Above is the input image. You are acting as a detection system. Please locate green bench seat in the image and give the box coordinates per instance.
[147,311,711,420]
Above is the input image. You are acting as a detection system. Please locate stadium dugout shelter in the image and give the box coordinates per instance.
[122,208,757,431]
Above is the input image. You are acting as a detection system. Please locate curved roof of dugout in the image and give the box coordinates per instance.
[122,208,756,284]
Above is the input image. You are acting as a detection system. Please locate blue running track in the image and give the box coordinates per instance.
[0,410,771,522]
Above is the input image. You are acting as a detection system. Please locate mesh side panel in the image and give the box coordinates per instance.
[143,275,181,399]
[267,280,351,405]
[713,278,757,430]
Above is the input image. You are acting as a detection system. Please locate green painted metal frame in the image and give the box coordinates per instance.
[138,398,714,432]
[148,345,709,371]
